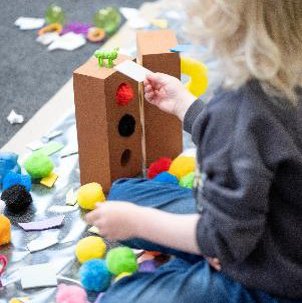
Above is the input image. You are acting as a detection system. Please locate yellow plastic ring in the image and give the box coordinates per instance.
[181,56,208,97]
[38,23,63,36]
[87,27,106,43]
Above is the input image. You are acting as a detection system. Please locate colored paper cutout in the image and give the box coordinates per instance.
[40,172,58,188]
[18,215,65,231]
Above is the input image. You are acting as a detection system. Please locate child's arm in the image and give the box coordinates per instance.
[85,201,201,255]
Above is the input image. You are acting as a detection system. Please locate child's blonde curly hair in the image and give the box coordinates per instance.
[185,0,302,103]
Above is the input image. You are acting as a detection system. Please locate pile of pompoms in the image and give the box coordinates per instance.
[0,152,34,215]
[71,236,139,296]
[147,155,196,189]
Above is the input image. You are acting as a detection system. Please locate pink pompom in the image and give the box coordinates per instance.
[56,283,88,303]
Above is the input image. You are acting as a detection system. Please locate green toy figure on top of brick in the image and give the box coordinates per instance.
[94,47,119,68]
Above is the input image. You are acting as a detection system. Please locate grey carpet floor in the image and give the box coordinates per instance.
[0,0,153,148]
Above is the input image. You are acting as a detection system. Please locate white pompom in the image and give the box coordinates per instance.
[0,199,6,214]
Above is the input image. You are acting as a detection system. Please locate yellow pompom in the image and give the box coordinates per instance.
[168,156,196,179]
[77,182,105,210]
[181,56,208,97]
[0,214,11,246]
[114,272,132,282]
[75,236,106,263]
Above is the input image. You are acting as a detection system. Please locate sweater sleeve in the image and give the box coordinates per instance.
[183,99,205,134]
[194,94,276,264]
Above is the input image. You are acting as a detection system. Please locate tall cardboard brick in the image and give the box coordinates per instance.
[137,30,183,166]
[73,55,142,192]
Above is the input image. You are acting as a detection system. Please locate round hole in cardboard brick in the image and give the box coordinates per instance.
[121,149,131,167]
[118,114,136,137]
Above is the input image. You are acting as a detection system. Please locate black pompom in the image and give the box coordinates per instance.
[1,185,32,214]
[118,114,136,137]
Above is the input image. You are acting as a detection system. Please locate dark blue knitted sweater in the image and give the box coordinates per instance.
[184,80,302,299]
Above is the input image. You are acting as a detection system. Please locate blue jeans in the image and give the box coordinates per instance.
[101,178,298,303]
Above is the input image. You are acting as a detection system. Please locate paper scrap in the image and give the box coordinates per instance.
[38,141,64,156]
[0,199,5,214]
[7,110,24,124]
[88,226,100,235]
[26,140,45,151]
[18,215,65,231]
[115,60,153,82]
[36,32,59,45]
[15,17,45,30]
[65,188,77,206]
[19,263,57,289]
[170,44,207,53]
[61,149,78,158]
[151,19,168,29]
[120,7,140,20]
[48,204,78,213]
[40,172,58,188]
[9,297,30,303]
[120,7,150,29]
[128,18,150,29]
[42,130,63,141]
[48,32,86,51]
[27,231,59,252]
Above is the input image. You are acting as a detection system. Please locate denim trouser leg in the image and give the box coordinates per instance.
[108,178,200,263]
[104,178,298,303]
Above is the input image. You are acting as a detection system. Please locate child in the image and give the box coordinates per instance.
[86,1,302,302]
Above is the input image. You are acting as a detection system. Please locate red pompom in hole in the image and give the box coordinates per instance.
[116,83,134,106]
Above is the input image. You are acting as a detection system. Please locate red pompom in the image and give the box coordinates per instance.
[147,157,172,179]
[116,83,134,106]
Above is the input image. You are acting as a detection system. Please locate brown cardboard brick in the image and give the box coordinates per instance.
[137,30,183,166]
[73,55,142,192]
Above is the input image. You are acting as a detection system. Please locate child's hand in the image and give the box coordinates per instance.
[85,201,140,241]
[144,73,196,121]
[206,257,221,271]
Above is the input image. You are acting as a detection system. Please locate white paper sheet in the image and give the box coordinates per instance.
[48,32,86,51]
[19,263,57,289]
[114,60,153,82]
[27,230,60,252]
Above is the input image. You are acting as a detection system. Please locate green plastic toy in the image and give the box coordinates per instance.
[45,4,65,25]
[94,47,119,68]
[93,7,121,36]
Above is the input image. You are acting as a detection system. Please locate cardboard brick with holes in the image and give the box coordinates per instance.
[73,30,182,193]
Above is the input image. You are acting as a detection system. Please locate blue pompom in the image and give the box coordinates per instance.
[153,172,179,185]
[0,152,21,186]
[3,171,32,192]
[79,259,111,292]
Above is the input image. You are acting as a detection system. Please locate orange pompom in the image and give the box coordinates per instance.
[0,214,11,246]
[147,157,172,179]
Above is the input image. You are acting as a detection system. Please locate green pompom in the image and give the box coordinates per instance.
[179,172,195,189]
[24,151,54,179]
[106,247,138,276]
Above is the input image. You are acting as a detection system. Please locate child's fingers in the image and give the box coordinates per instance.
[145,92,155,101]
[144,84,153,93]
[146,73,166,87]
[85,208,102,224]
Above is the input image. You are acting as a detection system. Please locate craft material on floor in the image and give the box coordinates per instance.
[18,215,65,231]
[19,263,57,289]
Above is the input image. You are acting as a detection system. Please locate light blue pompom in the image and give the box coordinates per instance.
[79,259,111,292]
